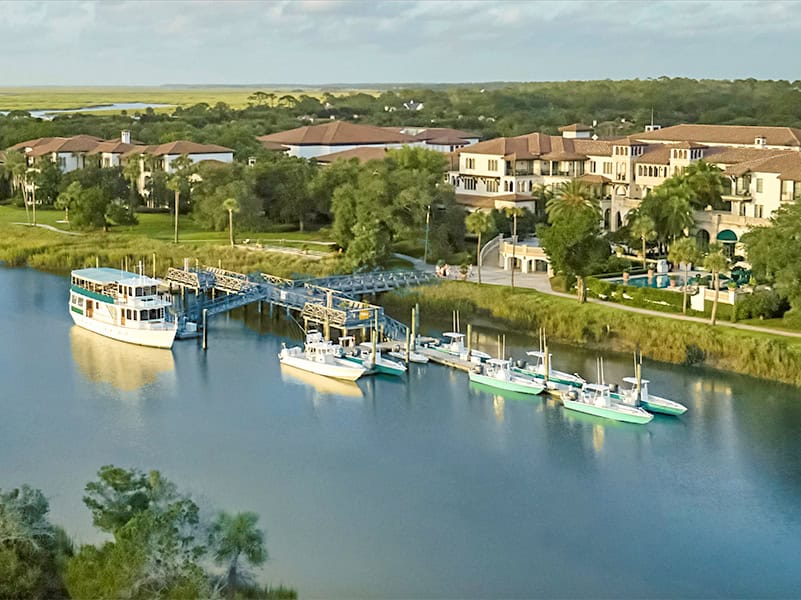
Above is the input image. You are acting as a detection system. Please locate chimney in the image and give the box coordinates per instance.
[754,136,766,148]
[121,130,131,144]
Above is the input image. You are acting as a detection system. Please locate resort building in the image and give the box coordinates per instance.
[448,122,801,256]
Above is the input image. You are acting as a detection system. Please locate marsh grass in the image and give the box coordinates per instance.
[386,282,801,386]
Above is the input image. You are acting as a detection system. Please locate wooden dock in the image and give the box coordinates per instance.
[416,346,478,372]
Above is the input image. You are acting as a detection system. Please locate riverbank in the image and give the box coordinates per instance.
[0,221,342,278]
[385,282,801,387]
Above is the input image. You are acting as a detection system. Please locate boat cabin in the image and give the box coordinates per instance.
[583,383,613,407]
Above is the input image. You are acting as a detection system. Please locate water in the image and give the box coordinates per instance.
[0,102,173,120]
[2,267,801,598]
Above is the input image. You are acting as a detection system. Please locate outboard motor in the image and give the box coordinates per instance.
[567,390,579,401]
[515,359,527,369]
[610,384,619,393]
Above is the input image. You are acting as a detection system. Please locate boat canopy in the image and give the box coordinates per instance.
[486,358,510,366]
[72,267,139,285]
[622,377,650,385]
[443,332,465,339]
[584,383,610,392]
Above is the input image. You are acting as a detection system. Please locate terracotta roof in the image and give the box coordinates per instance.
[424,134,473,146]
[578,174,611,184]
[259,140,290,151]
[461,132,614,161]
[493,193,537,202]
[8,137,51,151]
[571,139,614,156]
[613,137,648,147]
[701,146,789,165]
[410,127,478,142]
[632,123,801,148]
[315,146,390,164]
[672,141,707,149]
[558,123,593,132]
[24,135,105,157]
[724,152,801,181]
[634,145,672,165]
[149,141,232,156]
[258,121,416,146]
[86,141,141,155]
[454,194,500,209]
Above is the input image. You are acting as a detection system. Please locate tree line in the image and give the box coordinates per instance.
[0,466,295,599]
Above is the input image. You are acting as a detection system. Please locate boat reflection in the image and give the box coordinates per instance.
[70,326,175,391]
[279,363,364,400]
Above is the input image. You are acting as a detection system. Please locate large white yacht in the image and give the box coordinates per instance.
[279,331,367,381]
[68,268,177,349]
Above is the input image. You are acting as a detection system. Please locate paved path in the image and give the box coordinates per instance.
[393,253,434,272]
[476,264,801,340]
[13,222,83,236]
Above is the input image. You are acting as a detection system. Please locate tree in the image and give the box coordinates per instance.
[4,150,30,221]
[167,154,195,244]
[503,206,526,289]
[223,197,239,247]
[683,160,724,210]
[209,512,267,600]
[465,210,494,284]
[55,181,82,224]
[703,244,730,325]
[628,212,656,268]
[122,158,142,210]
[639,180,695,246]
[545,180,598,223]
[69,186,110,230]
[33,159,62,207]
[668,237,700,314]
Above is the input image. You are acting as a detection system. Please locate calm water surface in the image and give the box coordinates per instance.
[1,268,800,598]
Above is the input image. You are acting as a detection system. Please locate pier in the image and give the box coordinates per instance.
[164,265,437,345]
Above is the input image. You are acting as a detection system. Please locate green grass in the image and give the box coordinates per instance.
[385,282,801,386]
[0,86,379,111]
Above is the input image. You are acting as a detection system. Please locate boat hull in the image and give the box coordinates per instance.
[388,351,429,364]
[469,372,545,395]
[70,311,176,349]
[280,353,365,381]
[511,367,583,392]
[562,398,653,424]
[641,396,688,416]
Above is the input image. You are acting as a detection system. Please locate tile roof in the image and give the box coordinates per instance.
[258,121,416,146]
[634,145,672,165]
[86,141,141,155]
[460,132,613,160]
[632,123,801,148]
[454,194,502,209]
[315,146,390,164]
[558,123,593,132]
[149,141,233,156]
[724,152,801,181]
[26,135,105,156]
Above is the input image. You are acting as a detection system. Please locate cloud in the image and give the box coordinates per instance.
[0,0,798,84]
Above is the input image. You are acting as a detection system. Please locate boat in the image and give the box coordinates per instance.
[340,338,407,377]
[562,383,654,425]
[68,267,177,349]
[429,332,491,363]
[614,377,688,416]
[280,363,364,399]
[468,358,545,396]
[387,349,429,364]
[278,331,366,381]
[512,350,585,392]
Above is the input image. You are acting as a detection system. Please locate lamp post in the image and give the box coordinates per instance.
[423,204,432,264]
[510,210,519,289]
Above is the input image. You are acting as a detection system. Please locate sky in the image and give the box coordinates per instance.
[0,0,800,86]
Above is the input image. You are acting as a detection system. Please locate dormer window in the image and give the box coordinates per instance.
[755,136,767,147]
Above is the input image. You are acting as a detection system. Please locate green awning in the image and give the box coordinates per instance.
[716,229,738,242]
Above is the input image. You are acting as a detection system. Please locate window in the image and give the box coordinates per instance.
[603,162,612,175]
[756,178,763,193]
[488,159,498,171]
[486,180,498,193]
[503,181,515,192]
[57,156,66,168]
[590,161,597,173]
[465,157,476,169]
[756,205,763,219]
[463,178,476,191]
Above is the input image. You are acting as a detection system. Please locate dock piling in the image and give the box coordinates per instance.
[202,309,208,350]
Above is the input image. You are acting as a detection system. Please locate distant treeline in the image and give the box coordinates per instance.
[2,78,801,159]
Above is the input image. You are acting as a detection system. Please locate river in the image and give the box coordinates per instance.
[0,102,173,120]
[1,267,800,598]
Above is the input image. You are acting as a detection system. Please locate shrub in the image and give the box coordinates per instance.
[684,344,706,366]
[735,290,790,320]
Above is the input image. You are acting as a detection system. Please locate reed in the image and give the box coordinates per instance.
[385,282,801,386]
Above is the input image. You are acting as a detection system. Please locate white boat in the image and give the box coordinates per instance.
[279,331,366,381]
[614,377,688,416]
[339,338,407,377]
[429,332,490,363]
[468,358,545,395]
[388,349,429,364]
[69,267,177,349]
[513,350,585,392]
[562,383,654,425]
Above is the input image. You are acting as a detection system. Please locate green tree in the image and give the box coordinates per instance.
[683,160,724,210]
[223,197,239,247]
[55,181,82,224]
[70,186,110,230]
[545,180,598,223]
[628,212,656,269]
[209,511,268,600]
[167,154,195,243]
[668,236,700,314]
[122,158,142,210]
[639,180,694,245]
[33,159,62,207]
[465,210,495,284]
[703,244,730,325]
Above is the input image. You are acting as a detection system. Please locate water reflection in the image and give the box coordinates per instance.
[69,326,175,391]
[279,363,364,401]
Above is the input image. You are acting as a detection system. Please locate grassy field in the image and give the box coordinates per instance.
[0,86,378,111]
[385,282,801,387]
[0,206,341,278]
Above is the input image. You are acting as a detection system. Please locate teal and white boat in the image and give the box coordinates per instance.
[512,350,585,393]
[468,359,545,396]
[562,383,654,425]
[429,332,491,363]
[614,377,688,416]
[340,337,407,377]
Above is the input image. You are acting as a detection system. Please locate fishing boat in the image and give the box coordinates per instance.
[278,331,366,381]
[613,377,687,416]
[340,338,407,377]
[562,383,654,425]
[429,332,491,363]
[68,267,177,349]
[387,348,429,364]
[468,358,545,396]
[512,350,585,392]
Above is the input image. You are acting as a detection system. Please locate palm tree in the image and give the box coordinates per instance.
[629,213,656,269]
[531,184,553,219]
[668,237,700,314]
[210,511,267,600]
[545,180,599,223]
[223,197,240,247]
[660,181,695,241]
[464,210,494,284]
[167,154,195,244]
[683,160,723,209]
[703,244,730,325]
[122,158,141,211]
[55,181,82,225]
[3,151,30,223]
[503,206,526,289]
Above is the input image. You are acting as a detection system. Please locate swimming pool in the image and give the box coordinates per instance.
[605,274,729,289]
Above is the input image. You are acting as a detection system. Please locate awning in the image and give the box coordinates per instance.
[716,229,738,242]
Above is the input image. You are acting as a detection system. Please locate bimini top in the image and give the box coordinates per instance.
[622,377,650,385]
[72,268,159,287]
[443,332,465,339]
[584,383,611,392]
[486,358,510,366]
